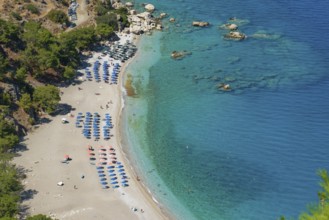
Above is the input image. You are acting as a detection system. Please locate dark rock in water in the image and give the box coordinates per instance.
[171,50,192,59]
[192,21,210,27]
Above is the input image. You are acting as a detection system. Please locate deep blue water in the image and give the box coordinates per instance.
[123,0,329,219]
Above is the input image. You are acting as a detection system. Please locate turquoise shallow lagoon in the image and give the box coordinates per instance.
[122,0,329,219]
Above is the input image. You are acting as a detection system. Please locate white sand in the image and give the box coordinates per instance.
[14,34,168,220]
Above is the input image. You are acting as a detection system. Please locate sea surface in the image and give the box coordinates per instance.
[122,0,329,219]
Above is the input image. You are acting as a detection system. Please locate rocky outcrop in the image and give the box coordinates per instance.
[128,6,165,34]
[144,4,155,12]
[224,31,246,40]
[192,21,209,27]
[169,17,175,22]
[125,2,134,7]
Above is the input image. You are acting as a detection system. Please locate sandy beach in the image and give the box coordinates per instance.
[13,33,168,220]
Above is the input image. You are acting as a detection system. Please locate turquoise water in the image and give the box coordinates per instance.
[123,0,329,219]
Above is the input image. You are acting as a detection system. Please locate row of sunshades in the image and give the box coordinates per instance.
[75,112,113,140]
[85,61,120,84]
[88,146,129,189]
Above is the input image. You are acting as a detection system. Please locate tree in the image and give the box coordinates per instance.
[0,19,20,47]
[60,27,96,51]
[0,116,19,153]
[95,23,114,40]
[47,9,69,24]
[63,66,75,79]
[0,161,22,218]
[0,50,8,79]
[25,4,40,15]
[15,67,28,82]
[32,85,60,113]
[297,170,329,220]
[19,93,33,113]
[95,13,118,30]
[22,22,55,49]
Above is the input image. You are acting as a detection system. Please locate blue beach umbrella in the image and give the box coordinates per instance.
[111,181,118,184]
[101,181,107,185]
[118,169,125,173]
[99,177,107,181]
[108,169,115,173]
[97,170,104,173]
[116,165,124,168]
[102,185,109,189]
[96,166,104,170]
[109,173,116,177]
[119,173,126,176]
[111,177,117,180]
[107,165,115,169]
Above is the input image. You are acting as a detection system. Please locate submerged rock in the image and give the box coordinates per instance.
[220,23,238,30]
[160,13,167,19]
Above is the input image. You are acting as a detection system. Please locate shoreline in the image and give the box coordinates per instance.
[116,33,172,219]
[13,32,170,220]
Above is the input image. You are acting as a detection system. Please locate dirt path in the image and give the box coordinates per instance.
[75,0,91,26]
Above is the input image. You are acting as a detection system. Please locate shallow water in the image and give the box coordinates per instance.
[123,0,329,219]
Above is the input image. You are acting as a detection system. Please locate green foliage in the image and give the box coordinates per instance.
[26,214,54,220]
[297,170,329,220]
[0,194,20,218]
[47,9,69,24]
[0,161,22,218]
[33,85,60,113]
[18,93,33,113]
[63,66,75,79]
[115,7,129,27]
[95,4,109,16]
[36,48,60,71]
[23,22,55,49]
[96,13,118,30]
[0,92,12,106]
[25,4,40,15]
[60,27,96,51]
[0,19,20,47]
[15,67,27,82]
[0,51,8,78]
[95,23,114,40]
[11,12,22,21]
[0,116,19,153]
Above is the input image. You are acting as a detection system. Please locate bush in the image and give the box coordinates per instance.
[11,12,22,21]
[33,85,60,113]
[47,9,68,24]
[25,4,39,15]
[95,4,109,16]
[96,14,118,30]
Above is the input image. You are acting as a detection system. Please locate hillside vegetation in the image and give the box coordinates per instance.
[0,0,128,218]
